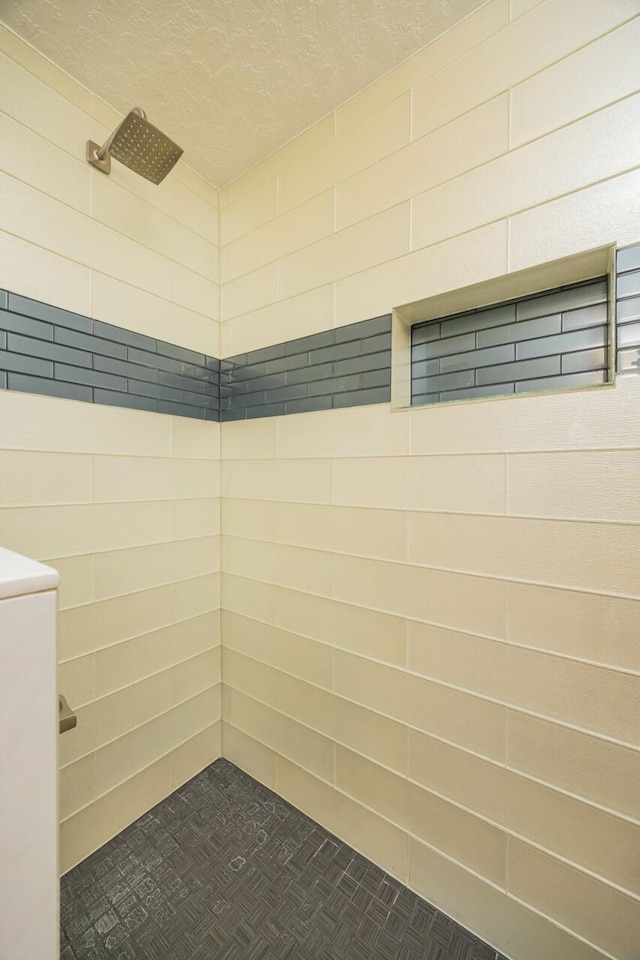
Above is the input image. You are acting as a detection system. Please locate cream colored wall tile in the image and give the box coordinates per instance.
[279,202,410,299]
[94,611,219,697]
[334,554,507,638]
[0,500,172,561]
[507,711,640,820]
[59,754,95,821]
[409,728,640,895]
[171,162,219,209]
[509,0,544,17]
[222,574,277,625]
[0,25,94,113]
[410,375,640,455]
[92,176,215,279]
[224,190,334,282]
[221,263,278,322]
[276,756,409,882]
[92,455,215,502]
[0,172,171,299]
[337,95,508,230]
[45,555,94,611]
[223,648,408,774]
[408,622,506,702]
[221,499,277,542]
[60,755,172,872]
[507,450,640,522]
[113,162,219,245]
[335,221,508,326]
[0,450,91,505]
[412,0,636,141]
[220,176,278,245]
[0,111,90,212]
[508,839,640,960]
[222,116,335,208]
[222,536,333,596]
[274,501,407,561]
[221,285,334,357]
[222,723,278,789]
[59,574,219,659]
[509,166,640,272]
[171,721,221,789]
[59,655,95,709]
[409,839,605,960]
[170,262,220,320]
[412,94,640,251]
[275,404,410,458]
[220,419,277,460]
[94,687,219,796]
[271,587,407,666]
[0,232,92,317]
[0,49,99,162]
[511,18,640,147]
[60,672,171,766]
[507,581,640,673]
[171,651,221,704]
[221,458,332,501]
[172,498,220,538]
[280,95,409,213]
[334,650,506,762]
[332,454,506,513]
[222,611,333,689]
[91,272,219,356]
[337,746,506,886]
[335,0,509,133]
[172,417,219,461]
[225,687,334,783]
[409,730,507,825]
[504,645,640,746]
[0,388,171,456]
[407,512,640,594]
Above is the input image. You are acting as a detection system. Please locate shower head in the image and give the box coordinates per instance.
[86,108,183,185]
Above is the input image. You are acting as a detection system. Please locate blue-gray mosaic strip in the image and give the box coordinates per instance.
[220,315,392,420]
[412,276,613,407]
[0,290,221,421]
[616,243,640,374]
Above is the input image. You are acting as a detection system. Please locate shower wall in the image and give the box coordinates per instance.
[0,26,221,870]
[219,3,640,960]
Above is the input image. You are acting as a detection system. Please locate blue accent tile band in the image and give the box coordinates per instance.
[0,291,221,421]
[0,291,391,420]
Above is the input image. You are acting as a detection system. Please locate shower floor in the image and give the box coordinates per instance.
[60,759,508,960]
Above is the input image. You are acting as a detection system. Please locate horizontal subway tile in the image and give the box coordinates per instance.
[440,304,516,339]
[516,326,606,361]
[6,372,92,403]
[0,349,53,377]
[54,326,127,360]
[517,280,607,321]
[8,292,93,333]
[0,307,54,340]
[54,363,127,391]
[617,270,640,299]
[478,314,561,348]
[514,369,604,393]
[561,302,608,331]
[561,347,607,375]
[94,390,157,413]
[93,319,158,353]
[8,332,92,367]
[477,355,560,385]
[617,295,640,323]
[617,244,640,273]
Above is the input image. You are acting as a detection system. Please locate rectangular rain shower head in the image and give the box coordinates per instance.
[87,107,183,185]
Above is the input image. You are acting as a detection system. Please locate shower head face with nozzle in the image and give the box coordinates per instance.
[87,108,183,185]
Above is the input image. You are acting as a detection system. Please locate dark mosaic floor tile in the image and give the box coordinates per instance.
[62,759,500,960]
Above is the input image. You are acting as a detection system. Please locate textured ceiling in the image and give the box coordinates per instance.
[1,0,487,187]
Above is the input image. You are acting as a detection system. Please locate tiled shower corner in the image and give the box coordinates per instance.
[60,760,508,960]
